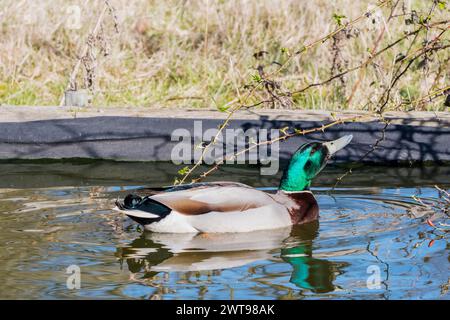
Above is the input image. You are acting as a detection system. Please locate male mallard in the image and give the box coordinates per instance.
[115,135,353,233]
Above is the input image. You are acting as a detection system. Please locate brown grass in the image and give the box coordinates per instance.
[0,0,448,111]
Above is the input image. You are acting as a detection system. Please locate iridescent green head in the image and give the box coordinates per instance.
[279,135,353,192]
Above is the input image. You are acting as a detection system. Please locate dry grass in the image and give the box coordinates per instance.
[0,0,448,110]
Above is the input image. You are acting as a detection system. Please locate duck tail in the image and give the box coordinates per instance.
[115,194,172,225]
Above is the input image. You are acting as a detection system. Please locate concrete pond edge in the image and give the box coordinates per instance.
[0,106,449,164]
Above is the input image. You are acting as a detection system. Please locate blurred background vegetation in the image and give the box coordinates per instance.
[0,0,448,111]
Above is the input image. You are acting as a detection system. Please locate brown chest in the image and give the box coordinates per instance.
[274,191,319,224]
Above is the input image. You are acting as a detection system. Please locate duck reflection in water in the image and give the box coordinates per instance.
[117,221,337,294]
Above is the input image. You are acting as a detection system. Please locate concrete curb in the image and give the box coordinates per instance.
[0,107,449,163]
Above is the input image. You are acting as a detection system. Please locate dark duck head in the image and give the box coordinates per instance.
[279,135,353,192]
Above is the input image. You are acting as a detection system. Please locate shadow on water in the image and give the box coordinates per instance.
[0,159,449,189]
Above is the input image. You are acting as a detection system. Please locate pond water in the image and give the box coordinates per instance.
[0,161,448,300]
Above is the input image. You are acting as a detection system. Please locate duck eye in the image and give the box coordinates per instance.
[310,144,320,154]
[304,160,312,171]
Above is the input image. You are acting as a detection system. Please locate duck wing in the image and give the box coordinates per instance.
[150,182,277,215]
[134,181,252,197]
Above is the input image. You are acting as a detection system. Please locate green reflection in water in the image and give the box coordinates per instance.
[281,222,336,293]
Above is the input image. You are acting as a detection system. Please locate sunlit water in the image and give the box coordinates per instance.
[0,161,448,299]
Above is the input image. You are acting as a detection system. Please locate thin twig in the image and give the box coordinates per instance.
[175,1,391,185]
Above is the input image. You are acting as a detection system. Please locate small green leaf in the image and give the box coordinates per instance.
[332,13,346,26]
[218,104,230,112]
[177,166,190,175]
[437,1,446,10]
[418,15,426,24]
[279,126,290,135]
[251,74,262,83]
[280,47,291,56]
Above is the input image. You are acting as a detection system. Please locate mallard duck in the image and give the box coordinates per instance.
[115,135,353,233]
